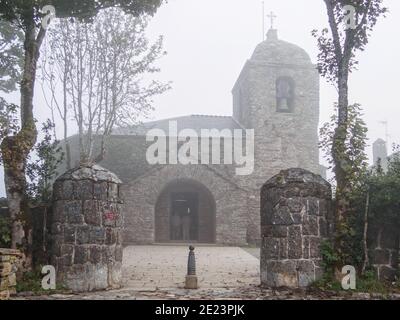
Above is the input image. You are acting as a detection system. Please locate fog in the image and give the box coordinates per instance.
[1,0,400,196]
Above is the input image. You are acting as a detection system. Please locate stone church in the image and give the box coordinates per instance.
[64,28,323,246]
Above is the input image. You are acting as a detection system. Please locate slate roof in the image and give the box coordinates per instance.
[112,115,243,136]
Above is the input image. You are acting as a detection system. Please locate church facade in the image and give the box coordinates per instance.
[64,29,323,246]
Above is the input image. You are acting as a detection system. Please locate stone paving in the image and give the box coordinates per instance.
[11,245,400,300]
[122,245,260,290]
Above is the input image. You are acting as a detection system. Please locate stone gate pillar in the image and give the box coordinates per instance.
[260,168,332,288]
[50,165,123,292]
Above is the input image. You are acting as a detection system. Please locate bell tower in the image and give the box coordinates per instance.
[232,28,321,187]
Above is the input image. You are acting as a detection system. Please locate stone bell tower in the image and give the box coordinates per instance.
[232,28,320,188]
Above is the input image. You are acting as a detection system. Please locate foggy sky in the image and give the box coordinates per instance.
[1,0,399,196]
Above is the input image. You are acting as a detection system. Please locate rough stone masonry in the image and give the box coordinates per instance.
[0,248,22,300]
[50,165,124,292]
[260,168,332,288]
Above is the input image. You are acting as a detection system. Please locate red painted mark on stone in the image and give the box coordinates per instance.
[105,211,117,220]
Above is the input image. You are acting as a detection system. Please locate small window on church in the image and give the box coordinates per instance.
[276,77,295,113]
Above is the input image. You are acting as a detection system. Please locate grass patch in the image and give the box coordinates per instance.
[311,270,398,296]
[16,268,68,295]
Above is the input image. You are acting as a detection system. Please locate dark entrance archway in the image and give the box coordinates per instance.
[155,179,216,243]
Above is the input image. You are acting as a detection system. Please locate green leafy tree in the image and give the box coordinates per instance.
[26,119,64,205]
[313,0,387,268]
[362,148,400,270]
[0,0,163,249]
[0,20,23,92]
[320,103,369,270]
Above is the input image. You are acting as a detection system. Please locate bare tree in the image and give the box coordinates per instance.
[40,20,74,169]
[41,8,170,166]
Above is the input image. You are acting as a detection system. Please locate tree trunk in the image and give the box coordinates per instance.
[63,64,72,170]
[362,190,370,274]
[332,67,350,264]
[0,19,46,254]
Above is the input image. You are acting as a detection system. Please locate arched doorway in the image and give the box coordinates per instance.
[155,179,216,243]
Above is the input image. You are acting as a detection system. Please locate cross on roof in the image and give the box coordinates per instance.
[267,11,277,29]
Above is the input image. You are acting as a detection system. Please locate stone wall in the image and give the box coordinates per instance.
[368,221,399,281]
[122,164,251,245]
[260,168,332,288]
[50,165,123,292]
[0,249,22,300]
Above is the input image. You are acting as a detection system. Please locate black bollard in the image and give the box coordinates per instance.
[185,245,198,289]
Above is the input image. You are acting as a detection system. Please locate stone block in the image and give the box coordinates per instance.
[0,262,11,276]
[279,238,288,259]
[262,225,287,238]
[303,237,310,259]
[283,186,301,198]
[296,260,315,287]
[74,246,88,264]
[271,206,294,225]
[74,180,93,200]
[107,261,122,288]
[51,222,63,235]
[89,246,102,264]
[105,228,117,245]
[379,266,397,281]
[64,225,76,244]
[92,264,108,290]
[306,198,320,216]
[59,253,73,267]
[60,244,74,256]
[115,208,124,228]
[309,237,321,259]
[62,180,74,199]
[288,226,302,259]
[261,200,274,226]
[292,213,302,224]
[108,183,119,200]
[287,198,304,213]
[52,201,66,223]
[0,290,10,300]
[262,260,298,288]
[89,227,105,244]
[261,225,272,237]
[264,188,281,207]
[303,215,319,236]
[64,201,84,224]
[83,200,102,226]
[0,278,9,290]
[101,246,110,263]
[76,226,90,245]
[0,255,10,263]
[263,237,280,260]
[93,182,108,200]
[103,213,117,228]
[371,249,390,265]
[63,264,89,293]
[106,246,116,261]
[319,217,328,237]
